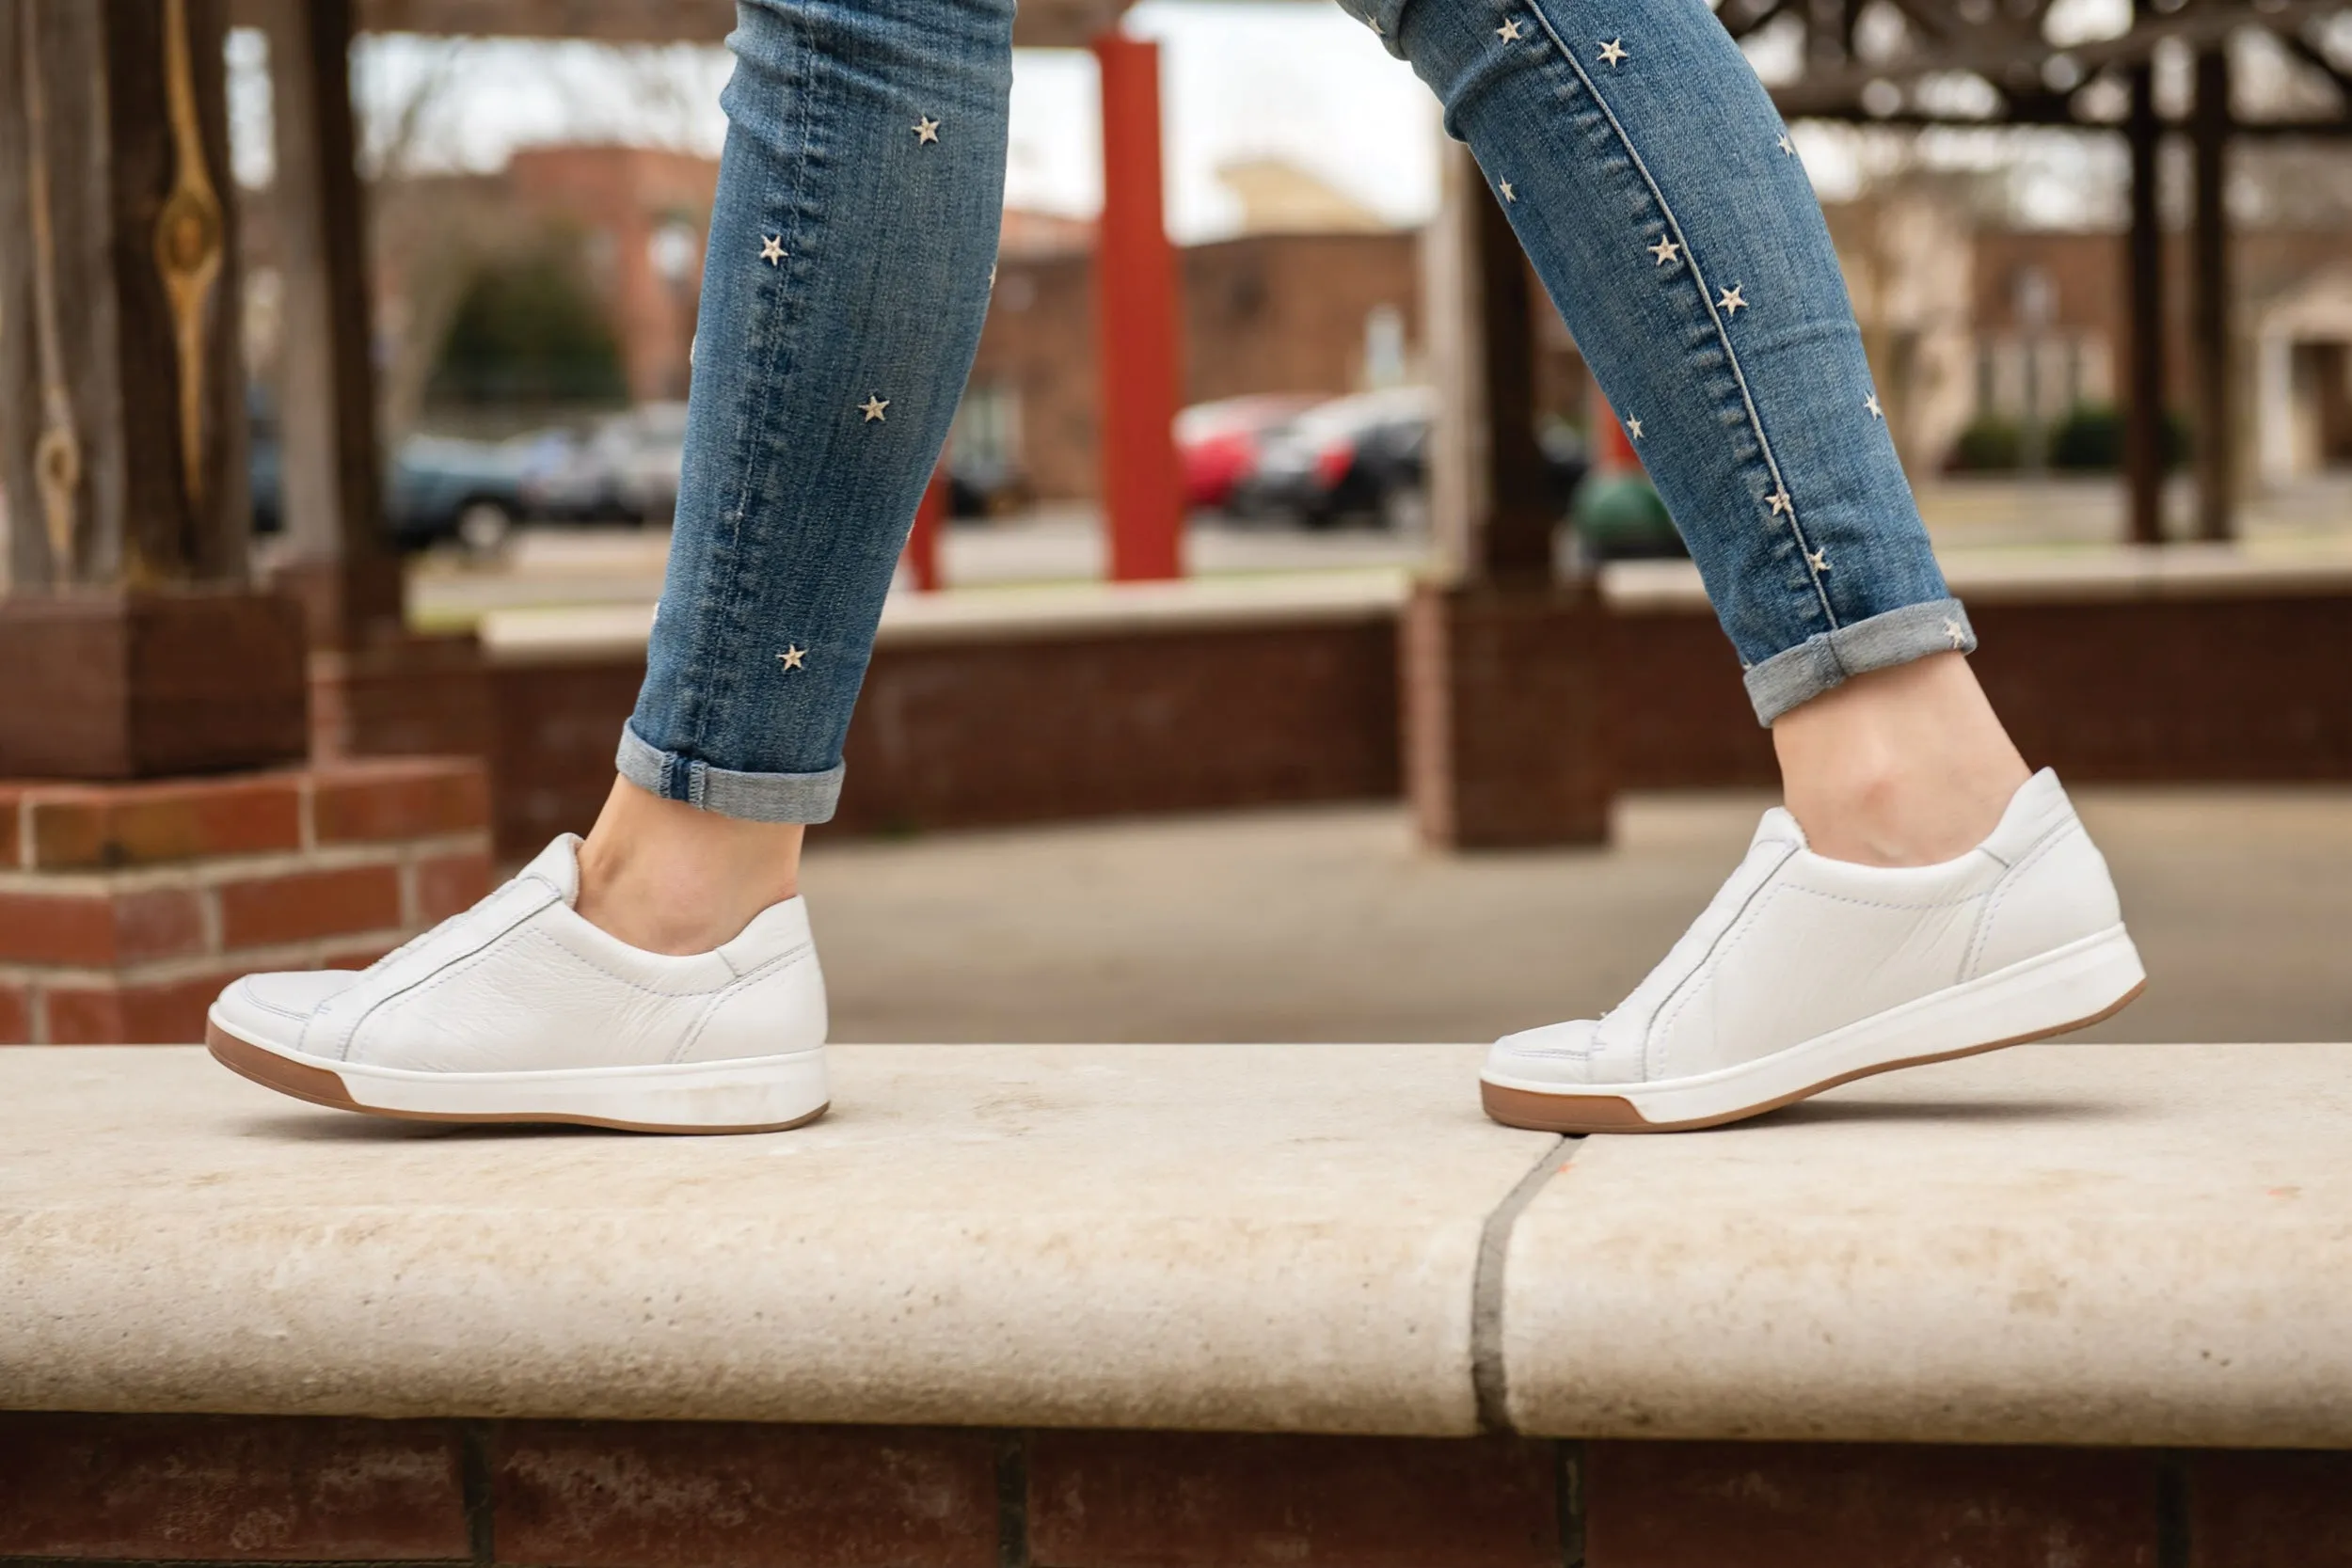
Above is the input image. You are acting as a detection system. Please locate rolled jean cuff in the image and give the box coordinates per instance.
[1741,599,1977,727]
[615,724,844,825]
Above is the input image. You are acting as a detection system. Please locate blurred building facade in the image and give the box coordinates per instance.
[237,140,2352,493]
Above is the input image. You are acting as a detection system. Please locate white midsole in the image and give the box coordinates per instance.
[1481,924,2145,1123]
[210,1011,829,1128]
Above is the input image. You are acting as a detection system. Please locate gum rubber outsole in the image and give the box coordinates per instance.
[205,1022,830,1135]
[1478,979,2147,1134]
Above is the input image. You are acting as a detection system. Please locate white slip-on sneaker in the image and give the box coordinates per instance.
[1481,768,2145,1133]
[205,836,828,1133]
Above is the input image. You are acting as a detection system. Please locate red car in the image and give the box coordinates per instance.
[1175,394,1323,512]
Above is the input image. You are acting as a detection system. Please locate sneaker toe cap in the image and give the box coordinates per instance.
[211,970,367,1053]
[1485,1019,1612,1087]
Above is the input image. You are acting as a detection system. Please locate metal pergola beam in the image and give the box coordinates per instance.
[226,0,1136,51]
[1765,0,2352,134]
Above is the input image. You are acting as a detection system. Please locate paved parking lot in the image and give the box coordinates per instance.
[802,788,2352,1047]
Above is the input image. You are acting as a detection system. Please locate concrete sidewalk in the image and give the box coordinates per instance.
[802,787,2352,1048]
[4,1040,2346,1447]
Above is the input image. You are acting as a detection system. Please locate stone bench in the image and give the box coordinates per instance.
[4,1041,2348,1565]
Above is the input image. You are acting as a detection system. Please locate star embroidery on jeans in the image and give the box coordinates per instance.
[860,395,890,422]
[914,116,941,145]
[759,235,786,265]
[1768,488,1793,516]
[1371,15,1384,33]
[1627,418,1644,439]
[1944,618,1967,648]
[1497,17,1524,40]
[778,645,808,672]
[1777,133,1798,156]
[1648,235,1681,266]
[1500,180,1517,201]
[1807,548,1832,573]
[1598,38,1629,66]
[1866,392,1884,419]
[1718,283,1749,317]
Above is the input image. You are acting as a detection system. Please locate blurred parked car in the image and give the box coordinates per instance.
[1176,393,1322,512]
[1235,388,1595,532]
[520,403,690,524]
[389,437,534,553]
[1233,388,1435,530]
[945,451,1033,518]
[248,399,533,554]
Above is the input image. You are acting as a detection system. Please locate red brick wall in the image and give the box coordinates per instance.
[1,1414,2344,1567]
[490,619,1402,859]
[0,760,492,1044]
[482,588,2352,860]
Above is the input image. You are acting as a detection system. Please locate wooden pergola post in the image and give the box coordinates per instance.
[0,0,306,777]
[2189,43,2237,544]
[1401,141,1610,850]
[248,0,490,763]
[254,0,405,647]
[2122,52,2169,547]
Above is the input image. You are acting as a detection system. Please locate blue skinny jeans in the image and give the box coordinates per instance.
[621,0,1976,825]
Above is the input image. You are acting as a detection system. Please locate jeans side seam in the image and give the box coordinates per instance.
[1518,0,1839,634]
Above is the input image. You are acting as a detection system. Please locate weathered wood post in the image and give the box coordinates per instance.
[2189,43,2236,545]
[0,0,307,776]
[1401,139,1611,850]
[246,0,490,761]
[2121,47,2169,547]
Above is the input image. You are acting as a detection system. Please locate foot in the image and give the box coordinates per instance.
[1481,769,2145,1133]
[205,836,829,1132]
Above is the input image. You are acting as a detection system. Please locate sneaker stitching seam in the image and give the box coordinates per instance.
[314,884,554,1060]
[1963,821,2082,981]
[1772,883,1995,913]
[1641,844,1800,1081]
[398,926,775,1007]
[1649,876,1994,1080]
[355,926,814,1067]
[671,945,817,1065]
[1650,881,1785,1081]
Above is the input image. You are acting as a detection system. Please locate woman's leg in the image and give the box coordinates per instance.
[583,0,1013,954]
[1368,0,2021,853]
[204,0,1012,1130]
[1352,0,2143,1128]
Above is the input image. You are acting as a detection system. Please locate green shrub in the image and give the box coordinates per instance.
[1950,415,2023,472]
[430,251,628,406]
[2048,403,2191,472]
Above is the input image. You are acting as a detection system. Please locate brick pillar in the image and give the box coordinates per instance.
[1402,581,1611,849]
[0,758,491,1045]
[1407,140,1612,848]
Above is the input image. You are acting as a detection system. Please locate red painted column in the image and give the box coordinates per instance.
[1091,32,1184,581]
[903,465,946,592]
[1591,383,1643,476]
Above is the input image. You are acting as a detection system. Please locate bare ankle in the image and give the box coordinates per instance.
[1772,653,2031,867]
[574,777,806,955]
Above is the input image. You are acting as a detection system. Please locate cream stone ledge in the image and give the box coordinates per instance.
[481,546,2352,662]
[1,1042,2347,1448]
[480,571,1413,663]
